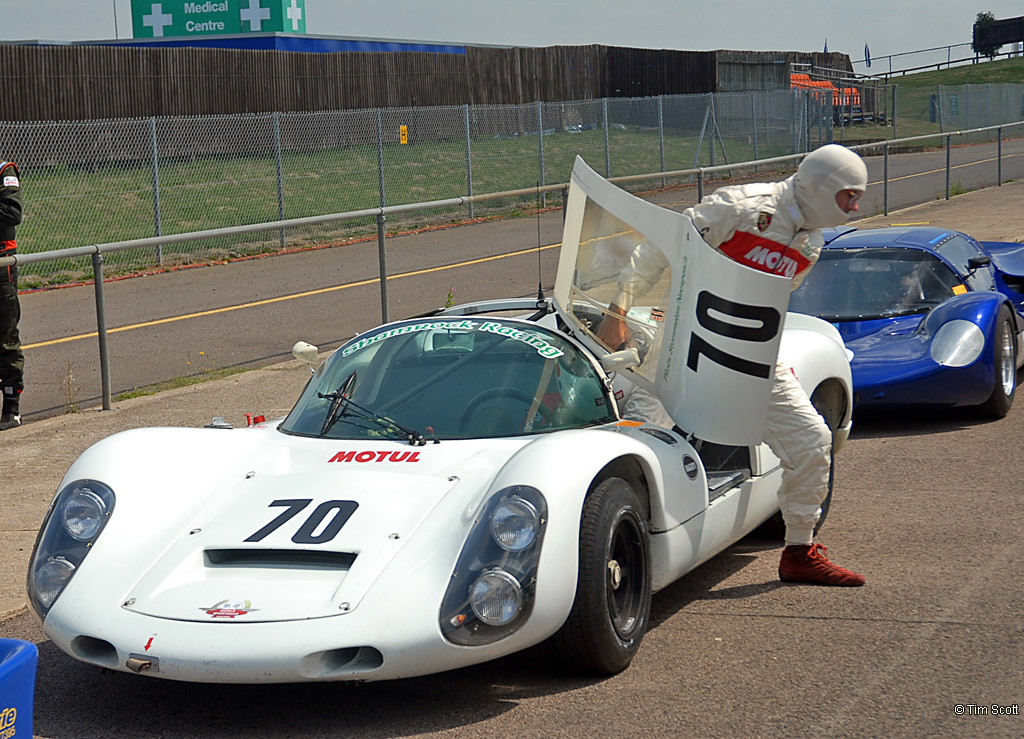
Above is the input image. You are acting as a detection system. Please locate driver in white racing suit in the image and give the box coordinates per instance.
[598,144,868,586]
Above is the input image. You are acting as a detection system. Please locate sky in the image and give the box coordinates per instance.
[3,0,1023,73]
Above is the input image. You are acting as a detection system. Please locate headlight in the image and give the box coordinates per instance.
[27,480,116,618]
[34,557,77,610]
[440,485,547,646]
[470,570,523,626]
[491,497,539,552]
[63,489,109,541]
[930,319,985,367]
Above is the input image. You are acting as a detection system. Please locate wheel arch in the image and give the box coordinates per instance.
[589,455,652,521]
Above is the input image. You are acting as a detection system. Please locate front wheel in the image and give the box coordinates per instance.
[551,477,651,675]
[979,305,1017,418]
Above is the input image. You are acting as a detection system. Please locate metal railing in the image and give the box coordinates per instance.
[3,119,1023,413]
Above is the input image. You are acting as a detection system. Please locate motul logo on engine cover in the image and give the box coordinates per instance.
[329,450,422,463]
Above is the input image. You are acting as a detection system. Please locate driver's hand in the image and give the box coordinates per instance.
[596,312,630,350]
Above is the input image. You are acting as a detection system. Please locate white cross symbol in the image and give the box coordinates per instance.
[286,0,302,31]
[142,3,173,37]
[240,0,271,31]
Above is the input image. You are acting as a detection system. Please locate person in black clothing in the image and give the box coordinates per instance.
[0,160,24,430]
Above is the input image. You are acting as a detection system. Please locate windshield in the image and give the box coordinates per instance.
[790,247,963,321]
[280,317,617,440]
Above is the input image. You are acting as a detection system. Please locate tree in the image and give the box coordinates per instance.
[972,11,1003,60]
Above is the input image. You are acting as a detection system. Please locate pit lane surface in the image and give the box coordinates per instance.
[2,402,1022,737]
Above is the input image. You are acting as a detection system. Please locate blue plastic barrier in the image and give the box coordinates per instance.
[0,639,38,739]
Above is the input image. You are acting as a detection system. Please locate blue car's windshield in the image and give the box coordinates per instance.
[790,247,963,321]
[280,317,617,440]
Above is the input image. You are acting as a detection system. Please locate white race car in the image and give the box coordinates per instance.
[27,158,853,683]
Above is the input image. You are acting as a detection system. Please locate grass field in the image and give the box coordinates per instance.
[14,56,1024,287]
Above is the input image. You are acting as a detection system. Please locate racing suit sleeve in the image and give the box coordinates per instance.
[609,242,669,310]
[0,182,22,230]
[684,196,743,249]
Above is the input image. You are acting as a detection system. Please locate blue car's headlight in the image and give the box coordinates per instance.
[930,319,985,367]
[28,480,116,618]
[440,485,547,646]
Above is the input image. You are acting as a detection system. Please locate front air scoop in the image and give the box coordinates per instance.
[121,469,459,623]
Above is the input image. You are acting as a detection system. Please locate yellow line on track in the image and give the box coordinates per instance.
[25,243,561,350]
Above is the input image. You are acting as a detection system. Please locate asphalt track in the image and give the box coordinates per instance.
[2,143,1024,737]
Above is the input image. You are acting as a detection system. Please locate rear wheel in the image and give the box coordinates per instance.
[979,305,1016,418]
[551,477,651,675]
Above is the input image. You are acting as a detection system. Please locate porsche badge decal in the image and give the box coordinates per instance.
[757,211,772,231]
[201,599,259,619]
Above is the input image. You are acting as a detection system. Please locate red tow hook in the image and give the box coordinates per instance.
[245,413,267,427]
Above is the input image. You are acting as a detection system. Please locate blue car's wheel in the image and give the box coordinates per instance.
[980,305,1016,418]
[552,477,651,675]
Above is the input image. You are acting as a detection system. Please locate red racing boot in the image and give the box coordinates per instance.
[779,543,865,586]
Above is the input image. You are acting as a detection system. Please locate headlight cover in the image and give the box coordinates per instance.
[440,485,547,646]
[28,480,116,618]
[930,319,985,367]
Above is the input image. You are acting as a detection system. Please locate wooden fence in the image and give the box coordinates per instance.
[0,42,852,121]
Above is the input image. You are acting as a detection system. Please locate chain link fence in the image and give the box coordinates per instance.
[4,83,1022,287]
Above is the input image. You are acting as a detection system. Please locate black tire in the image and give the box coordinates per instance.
[979,305,1017,418]
[551,477,651,675]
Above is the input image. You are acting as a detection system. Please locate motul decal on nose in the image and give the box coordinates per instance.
[329,450,422,463]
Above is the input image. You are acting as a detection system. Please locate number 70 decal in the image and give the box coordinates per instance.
[686,290,781,379]
[245,499,359,544]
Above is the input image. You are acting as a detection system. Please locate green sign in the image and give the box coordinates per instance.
[950,94,959,116]
[131,0,306,38]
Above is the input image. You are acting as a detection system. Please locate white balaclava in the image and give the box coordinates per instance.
[794,144,868,229]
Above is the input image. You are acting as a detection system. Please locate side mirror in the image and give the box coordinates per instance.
[965,255,991,279]
[291,341,320,372]
[600,347,641,373]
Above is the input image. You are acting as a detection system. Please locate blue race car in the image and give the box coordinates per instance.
[789,226,1024,417]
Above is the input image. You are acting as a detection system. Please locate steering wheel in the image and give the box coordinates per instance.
[459,388,556,434]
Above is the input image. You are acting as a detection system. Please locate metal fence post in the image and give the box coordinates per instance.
[603,98,611,177]
[965,85,972,134]
[377,213,389,324]
[92,252,111,411]
[892,86,898,140]
[376,109,389,323]
[945,134,951,199]
[273,112,285,249]
[883,142,889,215]
[464,104,474,218]
[709,94,715,169]
[997,126,1003,185]
[751,92,759,173]
[149,117,162,264]
[376,109,386,209]
[537,101,546,208]
[658,95,666,188]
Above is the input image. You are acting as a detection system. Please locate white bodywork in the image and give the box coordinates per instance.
[29,159,852,683]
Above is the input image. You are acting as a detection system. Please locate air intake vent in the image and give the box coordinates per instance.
[205,549,356,570]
